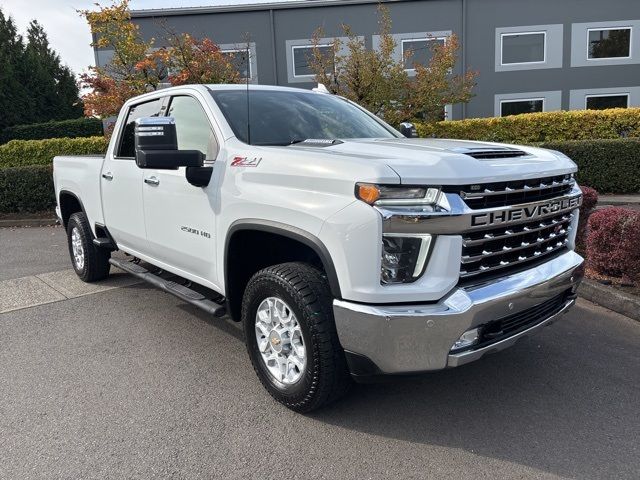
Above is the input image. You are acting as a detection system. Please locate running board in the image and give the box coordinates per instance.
[109,258,226,317]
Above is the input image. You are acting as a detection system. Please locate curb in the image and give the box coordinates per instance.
[579,278,640,322]
[0,218,59,228]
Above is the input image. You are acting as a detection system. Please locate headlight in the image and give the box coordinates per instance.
[381,233,432,284]
[356,183,441,207]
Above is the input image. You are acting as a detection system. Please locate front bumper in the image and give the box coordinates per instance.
[334,249,584,375]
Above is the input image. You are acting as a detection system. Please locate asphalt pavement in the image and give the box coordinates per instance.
[1,226,639,479]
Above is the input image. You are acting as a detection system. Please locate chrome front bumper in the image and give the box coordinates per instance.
[334,250,584,375]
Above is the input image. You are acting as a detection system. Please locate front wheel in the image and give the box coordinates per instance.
[242,262,351,412]
[67,212,111,282]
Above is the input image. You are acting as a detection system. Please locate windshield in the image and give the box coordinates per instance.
[210,89,399,146]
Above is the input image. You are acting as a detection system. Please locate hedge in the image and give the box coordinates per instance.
[540,138,640,194]
[0,136,108,169]
[417,108,640,143]
[0,118,103,144]
[0,165,55,213]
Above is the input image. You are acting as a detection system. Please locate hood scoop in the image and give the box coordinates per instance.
[451,146,529,160]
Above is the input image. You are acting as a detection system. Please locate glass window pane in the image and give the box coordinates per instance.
[502,33,545,64]
[117,98,163,158]
[500,99,544,117]
[221,50,250,78]
[403,38,445,69]
[293,45,332,76]
[167,96,217,159]
[588,28,631,59]
[586,95,629,110]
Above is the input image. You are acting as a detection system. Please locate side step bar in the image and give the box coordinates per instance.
[109,258,226,317]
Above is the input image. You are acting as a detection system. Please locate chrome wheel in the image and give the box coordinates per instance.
[255,297,306,385]
[71,227,85,270]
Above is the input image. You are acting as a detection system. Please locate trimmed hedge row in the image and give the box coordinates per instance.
[540,138,640,194]
[0,118,103,144]
[0,136,108,169]
[417,108,640,143]
[0,165,55,213]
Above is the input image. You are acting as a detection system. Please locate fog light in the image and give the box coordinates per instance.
[451,328,480,352]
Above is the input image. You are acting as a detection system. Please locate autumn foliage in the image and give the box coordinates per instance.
[308,5,477,125]
[79,0,243,118]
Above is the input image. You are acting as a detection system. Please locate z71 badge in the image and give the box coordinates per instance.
[231,156,262,167]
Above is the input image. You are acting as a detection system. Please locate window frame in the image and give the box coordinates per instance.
[291,43,334,79]
[113,96,168,160]
[500,31,547,66]
[584,93,630,110]
[400,36,447,73]
[586,26,633,61]
[499,97,546,117]
[220,48,253,79]
[166,94,220,163]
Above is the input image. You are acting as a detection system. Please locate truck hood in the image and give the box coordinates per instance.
[289,138,577,185]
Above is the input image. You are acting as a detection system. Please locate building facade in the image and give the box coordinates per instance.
[94,0,640,120]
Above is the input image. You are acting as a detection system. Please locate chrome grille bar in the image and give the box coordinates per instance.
[461,178,575,200]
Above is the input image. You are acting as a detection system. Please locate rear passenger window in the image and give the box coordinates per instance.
[116,98,163,158]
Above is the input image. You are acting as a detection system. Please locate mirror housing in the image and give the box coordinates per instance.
[399,122,418,138]
[134,117,204,169]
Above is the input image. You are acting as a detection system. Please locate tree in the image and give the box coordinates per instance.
[0,9,82,131]
[80,0,243,118]
[308,5,476,125]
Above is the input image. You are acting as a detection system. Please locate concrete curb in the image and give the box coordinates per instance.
[579,278,640,322]
[0,218,58,228]
[597,195,640,206]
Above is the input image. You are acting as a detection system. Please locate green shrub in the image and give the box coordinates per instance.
[540,139,640,194]
[0,118,103,144]
[0,165,55,213]
[417,108,640,143]
[0,136,107,169]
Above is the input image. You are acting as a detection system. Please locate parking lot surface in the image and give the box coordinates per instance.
[1,227,639,479]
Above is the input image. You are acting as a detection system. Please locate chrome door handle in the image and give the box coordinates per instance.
[144,176,160,186]
[102,172,113,181]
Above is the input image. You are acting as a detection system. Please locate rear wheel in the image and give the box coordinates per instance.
[67,212,111,282]
[242,262,351,412]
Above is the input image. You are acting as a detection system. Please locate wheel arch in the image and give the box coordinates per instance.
[224,220,342,322]
[59,190,86,229]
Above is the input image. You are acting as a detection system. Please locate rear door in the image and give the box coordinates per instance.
[141,94,220,284]
[101,97,166,250]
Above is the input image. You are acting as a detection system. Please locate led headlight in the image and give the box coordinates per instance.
[381,233,432,284]
[356,183,441,207]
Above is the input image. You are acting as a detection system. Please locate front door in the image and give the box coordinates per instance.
[142,94,220,285]
[101,97,165,251]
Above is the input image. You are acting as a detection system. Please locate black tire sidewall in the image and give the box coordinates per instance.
[244,275,318,401]
[67,215,89,279]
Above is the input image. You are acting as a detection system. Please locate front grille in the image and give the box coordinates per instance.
[474,291,570,349]
[460,211,573,281]
[443,174,575,209]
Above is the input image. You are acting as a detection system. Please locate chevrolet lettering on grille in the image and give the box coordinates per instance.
[470,196,581,228]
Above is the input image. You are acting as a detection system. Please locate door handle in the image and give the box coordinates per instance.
[102,172,113,181]
[144,176,160,186]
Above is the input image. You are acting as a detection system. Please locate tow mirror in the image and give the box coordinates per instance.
[399,122,418,138]
[134,117,204,169]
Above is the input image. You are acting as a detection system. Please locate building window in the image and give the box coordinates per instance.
[221,49,252,79]
[585,94,629,110]
[402,37,445,70]
[292,44,333,78]
[588,28,632,59]
[500,99,544,117]
[501,32,546,65]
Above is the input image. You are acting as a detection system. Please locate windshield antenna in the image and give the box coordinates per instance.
[245,41,251,145]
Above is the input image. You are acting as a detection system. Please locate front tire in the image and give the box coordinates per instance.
[242,262,351,412]
[67,212,111,282]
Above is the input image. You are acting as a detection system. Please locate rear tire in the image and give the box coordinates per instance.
[242,262,351,412]
[67,212,111,282]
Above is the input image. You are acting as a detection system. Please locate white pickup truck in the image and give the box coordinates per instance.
[54,84,584,412]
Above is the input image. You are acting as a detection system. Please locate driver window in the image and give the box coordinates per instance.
[167,96,218,161]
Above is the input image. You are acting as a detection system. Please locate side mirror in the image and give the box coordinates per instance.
[134,117,204,169]
[399,122,418,138]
